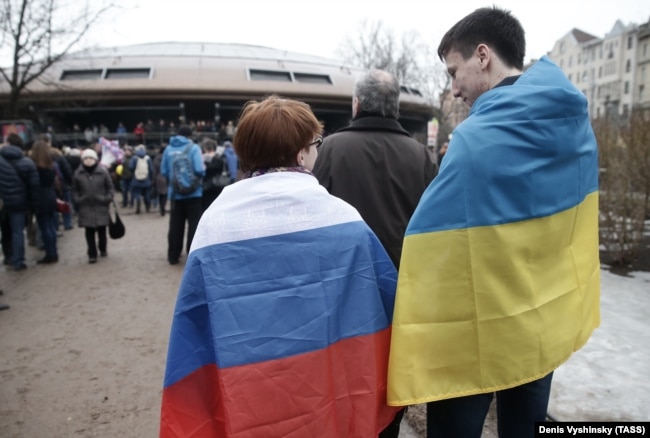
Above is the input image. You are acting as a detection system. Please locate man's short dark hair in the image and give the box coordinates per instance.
[354,70,400,119]
[437,7,525,70]
[6,133,24,148]
[178,125,193,138]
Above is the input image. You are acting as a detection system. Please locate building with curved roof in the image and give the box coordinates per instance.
[0,42,434,144]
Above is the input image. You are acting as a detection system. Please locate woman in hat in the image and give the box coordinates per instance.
[72,148,114,263]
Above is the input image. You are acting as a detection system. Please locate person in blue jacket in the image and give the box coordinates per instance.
[160,125,205,265]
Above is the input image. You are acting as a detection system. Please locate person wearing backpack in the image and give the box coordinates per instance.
[160,125,205,265]
[129,145,153,214]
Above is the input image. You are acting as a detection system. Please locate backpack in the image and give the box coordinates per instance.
[203,154,230,192]
[170,144,201,195]
[121,160,133,180]
[134,156,150,181]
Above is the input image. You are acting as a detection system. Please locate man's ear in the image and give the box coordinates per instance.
[352,96,360,118]
[476,44,490,69]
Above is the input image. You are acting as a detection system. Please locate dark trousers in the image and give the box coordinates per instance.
[379,407,406,438]
[3,211,26,267]
[201,189,222,213]
[167,197,202,262]
[426,372,553,438]
[120,179,132,207]
[158,194,168,216]
[85,226,107,257]
[131,185,151,212]
[1,211,13,262]
[36,212,58,258]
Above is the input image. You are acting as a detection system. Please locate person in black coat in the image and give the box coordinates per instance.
[0,134,40,270]
[200,138,228,213]
[312,69,437,438]
[30,140,59,264]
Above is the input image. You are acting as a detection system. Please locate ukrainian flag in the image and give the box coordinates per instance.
[161,172,399,437]
[387,57,601,405]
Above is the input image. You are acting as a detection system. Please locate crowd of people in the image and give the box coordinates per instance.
[0,125,240,268]
[2,7,601,438]
[54,118,238,150]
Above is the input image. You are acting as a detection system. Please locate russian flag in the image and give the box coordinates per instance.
[388,57,601,405]
[161,172,399,437]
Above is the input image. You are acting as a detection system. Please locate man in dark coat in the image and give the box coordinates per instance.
[312,69,436,438]
[0,134,40,270]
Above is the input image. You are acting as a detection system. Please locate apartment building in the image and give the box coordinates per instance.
[549,18,650,118]
[637,21,650,110]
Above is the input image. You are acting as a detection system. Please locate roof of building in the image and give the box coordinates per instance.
[69,42,347,68]
[0,42,432,120]
[570,28,600,43]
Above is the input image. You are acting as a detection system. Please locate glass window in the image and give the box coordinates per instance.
[293,73,332,85]
[60,69,103,80]
[249,69,292,82]
[105,68,151,79]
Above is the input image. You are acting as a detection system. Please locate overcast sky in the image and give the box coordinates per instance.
[80,0,650,63]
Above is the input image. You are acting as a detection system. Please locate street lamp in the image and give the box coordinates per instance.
[179,102,186,123]
[214,102,221,125]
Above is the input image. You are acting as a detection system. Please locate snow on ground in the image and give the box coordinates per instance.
[549,268,650,421]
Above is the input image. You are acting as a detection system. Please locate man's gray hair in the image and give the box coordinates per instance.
[353,70,400,119]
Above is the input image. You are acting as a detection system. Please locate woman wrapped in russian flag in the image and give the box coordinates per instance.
[160,95,400,438]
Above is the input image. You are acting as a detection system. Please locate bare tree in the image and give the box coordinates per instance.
[0,0,112,118]
[597,109,650,268]
[336,19,464,147]
[336,20,432,91]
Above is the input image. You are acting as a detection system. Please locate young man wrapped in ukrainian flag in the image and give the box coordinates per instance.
[388,7,600,436]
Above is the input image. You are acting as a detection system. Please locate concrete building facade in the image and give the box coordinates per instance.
[548,17,650,118]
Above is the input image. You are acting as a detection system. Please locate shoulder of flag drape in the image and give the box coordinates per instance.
[407,56,598,236]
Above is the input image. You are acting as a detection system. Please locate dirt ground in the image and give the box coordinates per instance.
[0,205,498,438]
[0,205,184,437]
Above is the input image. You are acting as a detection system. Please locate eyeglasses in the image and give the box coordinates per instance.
[309,136,323,150]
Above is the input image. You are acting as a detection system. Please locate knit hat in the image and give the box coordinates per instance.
[81,148,98,161]
[135,144,147,157]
